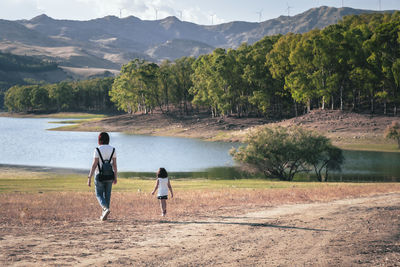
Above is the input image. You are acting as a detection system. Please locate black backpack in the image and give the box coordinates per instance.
[96,147,115,181]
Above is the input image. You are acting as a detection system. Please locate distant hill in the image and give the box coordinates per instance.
[0,6,397,73]
[0,52,70,89]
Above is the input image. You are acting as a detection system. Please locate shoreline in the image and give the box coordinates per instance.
[0,163,87,174]
[2,110,400,153]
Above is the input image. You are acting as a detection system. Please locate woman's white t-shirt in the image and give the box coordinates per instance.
[157,177,169,197]
[93,144,116,175]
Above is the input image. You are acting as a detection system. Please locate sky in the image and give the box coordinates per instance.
[0,0,399,25]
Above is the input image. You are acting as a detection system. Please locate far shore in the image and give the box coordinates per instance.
[2,110,400,153]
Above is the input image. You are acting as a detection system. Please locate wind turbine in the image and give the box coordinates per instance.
[379,0,382,11]
[256,9,263,22]
[286,2,293,17]
[210,14,215,25]
[155,8,158,20]
[178,10,183,20]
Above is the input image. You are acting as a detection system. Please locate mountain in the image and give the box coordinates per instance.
[0,6,396,75]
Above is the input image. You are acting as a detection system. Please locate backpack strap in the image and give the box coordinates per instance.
[109,148,115,162]
[96,147,104,172]
[96,147,105,164]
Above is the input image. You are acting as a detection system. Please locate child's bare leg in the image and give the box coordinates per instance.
[161,199,167,216]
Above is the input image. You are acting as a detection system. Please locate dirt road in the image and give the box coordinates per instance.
[1,193,399,266]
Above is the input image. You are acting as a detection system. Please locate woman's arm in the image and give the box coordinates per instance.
[112,157,118,185]
[88,158,99,187]
[151,179,159,195]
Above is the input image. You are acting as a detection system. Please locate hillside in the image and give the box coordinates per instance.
[0,6,395,72]
[0,52,69,90]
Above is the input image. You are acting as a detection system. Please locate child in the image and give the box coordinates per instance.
[151,167,174,217]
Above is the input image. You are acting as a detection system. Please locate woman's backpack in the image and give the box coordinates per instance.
[96,147,115,181]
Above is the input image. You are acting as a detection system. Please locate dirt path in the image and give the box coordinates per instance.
[1,193,399,266]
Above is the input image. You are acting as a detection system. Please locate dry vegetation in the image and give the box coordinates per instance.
[2,183,399,226]
[1,165,400,266]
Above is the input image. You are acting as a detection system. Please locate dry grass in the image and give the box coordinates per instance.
[2,183,399,226]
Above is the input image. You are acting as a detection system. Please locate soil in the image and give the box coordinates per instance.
[1,193,399,266]
[66,111,268,141]
[67,110,400,146]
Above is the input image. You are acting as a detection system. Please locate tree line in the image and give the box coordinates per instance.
[4,12,400,117]
[110,12,400,118]
[4,78,116,113]
[0,52,59,110]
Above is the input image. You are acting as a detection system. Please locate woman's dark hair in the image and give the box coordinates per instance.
[98,132,110,145]
[157,167,168,178]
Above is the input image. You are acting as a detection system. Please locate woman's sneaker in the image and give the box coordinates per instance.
[101,208,110,221]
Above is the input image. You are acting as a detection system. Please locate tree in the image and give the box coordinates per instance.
[242,35,280,117]
[286,30,321,113]
[304,134,344,181]
[231,127,309,181]
[30,85,50,111]
[109,59,159,114]
[384,121,400,148]
[267,33,301,116]
[170,57,195,115]
[230,126,344,181]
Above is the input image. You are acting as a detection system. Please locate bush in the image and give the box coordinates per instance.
[384,121,400,148]
[230,126,344,181]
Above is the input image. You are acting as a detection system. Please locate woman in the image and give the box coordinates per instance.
[88,132,117,221]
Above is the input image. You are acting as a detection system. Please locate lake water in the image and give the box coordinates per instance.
[0,117,237,172]
[0,117,399,181]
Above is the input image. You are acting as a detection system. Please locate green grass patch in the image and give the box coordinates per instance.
[0,168,362,194]
[48,119,92,124]
[339,143,400,153]
[42,113,107,119]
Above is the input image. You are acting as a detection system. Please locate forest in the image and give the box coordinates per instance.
[0,52,59,110]
[4,12,400,117]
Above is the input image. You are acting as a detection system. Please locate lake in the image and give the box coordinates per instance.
[0,117,237,172]
[0,117,399,181]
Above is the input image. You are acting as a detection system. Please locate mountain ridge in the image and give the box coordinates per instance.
[0,6,397,74]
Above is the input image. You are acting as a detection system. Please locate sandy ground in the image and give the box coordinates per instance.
[1,193,399,266]
[61,109,400,147]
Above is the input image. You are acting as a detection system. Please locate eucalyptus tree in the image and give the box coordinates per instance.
[267,33,302,116]
[158,60,173,112]
[170,57,195,115]
[241,35,280,117]
[110,59,159,114]
[191,48,238,117]
[365,17,400,114]
[48,81,74,111]
[286,30,321,113]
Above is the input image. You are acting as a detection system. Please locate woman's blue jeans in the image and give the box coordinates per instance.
[94,178,113,209]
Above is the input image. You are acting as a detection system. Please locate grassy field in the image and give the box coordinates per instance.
[0,167,342,193]
[1,167,400,226]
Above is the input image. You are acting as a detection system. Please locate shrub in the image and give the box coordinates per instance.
[384,121,400,149]
[230,126,344,181]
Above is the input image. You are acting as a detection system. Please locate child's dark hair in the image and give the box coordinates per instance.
[157,168,168,178]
